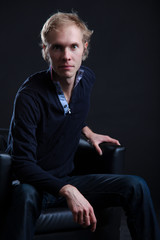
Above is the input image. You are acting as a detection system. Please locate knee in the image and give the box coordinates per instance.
[125,175,150,197]
[13,183,42,215]
[18,183,40,201]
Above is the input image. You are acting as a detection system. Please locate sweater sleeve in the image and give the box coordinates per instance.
[9,92,67,196]
[81,66,96,129]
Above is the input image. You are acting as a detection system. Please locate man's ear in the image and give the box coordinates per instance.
[82,42,88,61]
[84,42,88,50]
[42,44,50,63]
[43,44,46,50]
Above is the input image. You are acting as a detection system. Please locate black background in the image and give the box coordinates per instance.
[0,0,160,213]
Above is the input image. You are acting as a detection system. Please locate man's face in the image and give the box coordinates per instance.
[45,24,87,81]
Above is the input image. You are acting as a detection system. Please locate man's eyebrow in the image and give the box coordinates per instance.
[71,42,79,45]
[51,43,63,46]
[51,41,80,46]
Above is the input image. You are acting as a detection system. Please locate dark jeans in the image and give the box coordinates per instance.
[2,174,160,240]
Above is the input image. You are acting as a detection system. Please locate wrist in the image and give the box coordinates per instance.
[82,126,94,141]
[59,184,76,197]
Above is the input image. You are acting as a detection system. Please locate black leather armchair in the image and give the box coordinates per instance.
[0,128,125,240]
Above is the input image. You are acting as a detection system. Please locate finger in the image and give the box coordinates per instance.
[83,213,91,227]
[94,144,103,156]
[108,137,120,145]
[73,211,78,223]
[112,139,121,145]
[78,211,84,225]
[79,212,84,225]
[90,211,97,232]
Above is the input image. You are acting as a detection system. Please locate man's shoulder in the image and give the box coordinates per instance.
[80,65,95,78]
[13,68,51,106]
[80,65,96,86]
[18,68,50,93]
[25,68,50,85]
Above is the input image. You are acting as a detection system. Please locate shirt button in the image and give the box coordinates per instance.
[64,105,67,108]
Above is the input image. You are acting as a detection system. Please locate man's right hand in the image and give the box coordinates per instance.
[59,184,97,232]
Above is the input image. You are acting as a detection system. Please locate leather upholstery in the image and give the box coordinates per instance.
[0,129,125,240]
[73,139,125,175]
[0,154,12,234]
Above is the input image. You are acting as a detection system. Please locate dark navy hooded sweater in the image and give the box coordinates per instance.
[7,66,95,196]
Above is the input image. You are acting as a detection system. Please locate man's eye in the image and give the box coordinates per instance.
[53,45,62,50]
[72,44,78,49]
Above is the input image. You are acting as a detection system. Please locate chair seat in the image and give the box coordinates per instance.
[35,207,122,235]
[35,208,80,234]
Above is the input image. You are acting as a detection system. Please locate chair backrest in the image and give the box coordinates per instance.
[0,129,9,153]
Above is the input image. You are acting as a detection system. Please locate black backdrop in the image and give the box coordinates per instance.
[0,0,160,213]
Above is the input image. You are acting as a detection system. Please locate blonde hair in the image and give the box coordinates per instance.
[40,11,93,63]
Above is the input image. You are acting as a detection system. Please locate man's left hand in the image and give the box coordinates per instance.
[88,132,120,155]
[82,126,120,155]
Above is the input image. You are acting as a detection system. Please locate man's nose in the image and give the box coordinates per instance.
[62,48,71,60]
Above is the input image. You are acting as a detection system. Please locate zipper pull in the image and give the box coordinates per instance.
[68,108,71,114]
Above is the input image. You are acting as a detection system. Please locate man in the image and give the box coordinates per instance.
[5,11,160,240]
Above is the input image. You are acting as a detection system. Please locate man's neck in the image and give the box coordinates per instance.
[53,73,76,103]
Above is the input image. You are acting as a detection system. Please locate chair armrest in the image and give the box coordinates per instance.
[73,139,125,175]
[0,153,12,197]
[0,154,12,227]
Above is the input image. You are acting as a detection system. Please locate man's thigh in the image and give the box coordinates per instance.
[67,174,145,208]
[42,174,140,210]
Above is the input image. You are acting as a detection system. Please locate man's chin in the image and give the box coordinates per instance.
[58,71,75,79]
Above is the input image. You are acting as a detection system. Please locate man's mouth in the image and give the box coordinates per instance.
[58,65,74,70]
